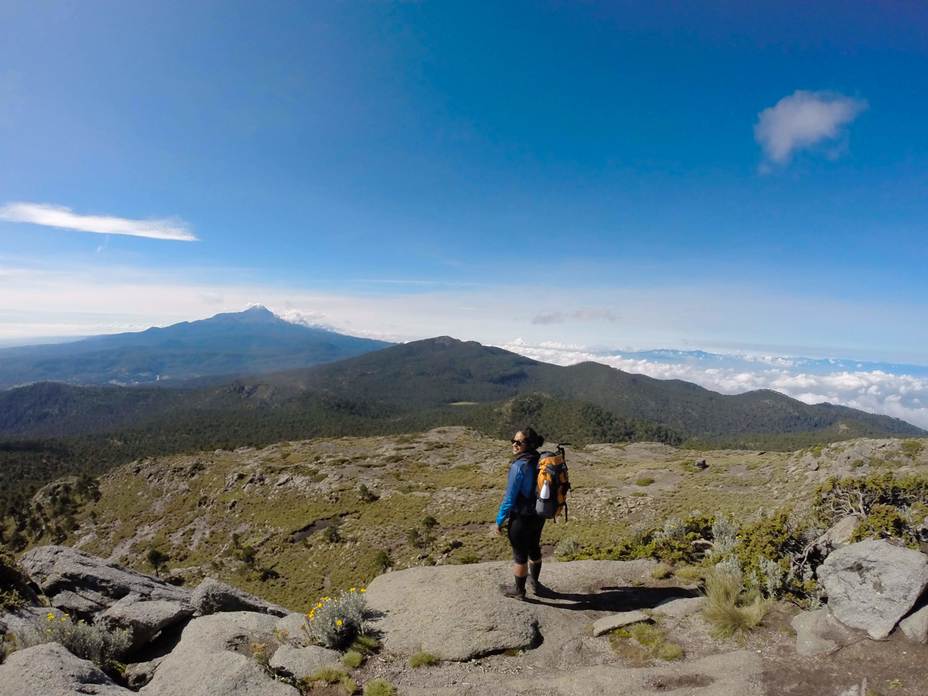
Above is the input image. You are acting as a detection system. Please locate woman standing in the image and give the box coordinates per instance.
[494,427,546,599]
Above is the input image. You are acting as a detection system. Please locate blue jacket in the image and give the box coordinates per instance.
[496,452,539,527]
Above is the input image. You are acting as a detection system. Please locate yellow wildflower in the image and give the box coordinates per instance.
[335,619,343,627]
[359,588,367,593]
[46,613,55,621]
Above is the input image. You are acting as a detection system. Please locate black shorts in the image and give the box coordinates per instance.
[507,514,545,564]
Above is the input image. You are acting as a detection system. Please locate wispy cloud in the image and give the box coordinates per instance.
[0,202,197,241]
[532,309,618,325]
[755,90,867,166]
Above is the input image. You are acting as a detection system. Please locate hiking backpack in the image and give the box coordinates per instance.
[534,443,571,521]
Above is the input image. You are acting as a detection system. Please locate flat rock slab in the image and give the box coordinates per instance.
[510,649,764,696]
[365,559,661,662]
[366,562,539,661]
[0,642,132,696]
[269,644,342,679]
[818,540,928,639]
[19,545,190,611]
[791,608,861,656]
[591,610,652,636]
[900,604,928,644]
[653,597,705,619]
[140,611,298,696]
[274,612,310,646]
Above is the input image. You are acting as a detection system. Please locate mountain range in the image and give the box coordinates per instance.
[0,306,390,389]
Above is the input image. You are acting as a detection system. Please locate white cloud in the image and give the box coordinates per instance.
[0,202,197,241]
[499,341,928,430]
[755,90,867,165]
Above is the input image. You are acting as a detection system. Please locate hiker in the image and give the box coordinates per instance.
[494,427,546,599]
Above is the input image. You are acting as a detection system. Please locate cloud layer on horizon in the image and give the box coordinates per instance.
[755,90,867,166]
[500,340,928,430]
[0,202,197,241]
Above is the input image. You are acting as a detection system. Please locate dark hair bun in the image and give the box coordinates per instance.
[520,427,544,450]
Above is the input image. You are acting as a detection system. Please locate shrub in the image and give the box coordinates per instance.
[363,679,397,696]
[710,515,738,558]
[304,587,367,650]
[18,613,131,668]
[342,650,364,669]
[901,439,925,459]
[357,484,379,503]
[373,550,392,573]
[323,524,342,544]
[554,538,581,560]
[702,569,769,639]
[409,650,439,668]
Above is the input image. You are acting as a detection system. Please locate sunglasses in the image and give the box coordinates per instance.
[511,439,528,445]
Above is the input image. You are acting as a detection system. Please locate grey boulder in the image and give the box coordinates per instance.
[818,539,928,639]
[0,642,132,696]
[274,612,310,646]
[790,608,861,656]
[191,577,288,617]
[268,644,342,679]
[899,604,928,644]
[140,611,298,696]
[19,546,190,613]
[99,595,193,650]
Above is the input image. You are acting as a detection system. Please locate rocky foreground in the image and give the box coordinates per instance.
[2,542,928,696]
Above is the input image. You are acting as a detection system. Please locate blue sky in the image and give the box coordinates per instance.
[1,2,927,365]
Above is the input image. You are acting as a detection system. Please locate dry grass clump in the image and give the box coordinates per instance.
[635,477,656,487]
[362,679,397,696]
[409,650,439,668]
[303,667,357,695]
[650,562,673,580]
[702,569,769,639]
[342,649,364,668]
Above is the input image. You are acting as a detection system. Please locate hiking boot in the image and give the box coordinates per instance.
[502,575,527,600]
[527,576,550,596]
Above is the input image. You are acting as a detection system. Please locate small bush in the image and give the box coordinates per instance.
[323,524,342,544]
[373,550,392,574]
[18,613,131,668]
[635,477,655,487]
[901,439,925,459]
[702,569,769,639]
[363,678,397,696]
[342,650,364,669]
[554,538,581,560]
[409,650,439,668]
[304,587,367,650]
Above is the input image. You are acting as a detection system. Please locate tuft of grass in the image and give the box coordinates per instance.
[342,649,364,669]
[409,650,440,668]
[307,667,348,684]
[650,563,673,580]
[702,570,769,639]
[635,477,655,487]
[363,678,397,696]
[673,564,704,583]
[607,622,684,664]
[339,675,359,695]
[350,634,381,654]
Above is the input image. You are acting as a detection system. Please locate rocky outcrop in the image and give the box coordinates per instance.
[19,546,189,614]
[190,578,288,617]
[0,642,132,696]
[99,596,193,651]
[818,539,928,639]
[140,612,298,696]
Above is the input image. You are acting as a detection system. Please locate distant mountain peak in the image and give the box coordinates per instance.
[208,305,283,324]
